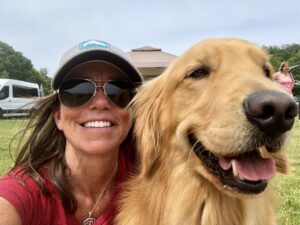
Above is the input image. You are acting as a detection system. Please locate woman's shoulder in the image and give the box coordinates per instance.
[0,167,52,191]
[274,71,283,77]
[0,167,49,211]
[0,167,63,225]
[0,167,39,190]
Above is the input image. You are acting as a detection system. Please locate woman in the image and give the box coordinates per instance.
[274,61,295,95]
[0,40,143,225]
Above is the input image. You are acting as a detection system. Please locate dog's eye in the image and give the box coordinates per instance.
[263,65,271,78]
[189,67,210,79]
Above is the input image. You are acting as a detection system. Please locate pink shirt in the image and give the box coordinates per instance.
[274,71,295,95]
[0,148,134,225]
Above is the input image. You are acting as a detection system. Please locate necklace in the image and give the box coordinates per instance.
[82,162,118,225]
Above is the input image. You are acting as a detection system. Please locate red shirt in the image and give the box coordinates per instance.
[0,148,134,225]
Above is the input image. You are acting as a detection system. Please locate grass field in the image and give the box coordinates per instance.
[0,119,28,175]
[273,119,300,225]
[0,118,299,224]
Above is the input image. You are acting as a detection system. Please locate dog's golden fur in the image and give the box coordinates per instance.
[116,38,297,225]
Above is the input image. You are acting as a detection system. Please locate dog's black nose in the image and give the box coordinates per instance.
[243,91,298,136]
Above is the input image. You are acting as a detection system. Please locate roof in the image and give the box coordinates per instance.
[127,46,177,68]
[131,46,162,51]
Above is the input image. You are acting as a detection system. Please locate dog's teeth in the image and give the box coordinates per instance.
[232,161,238,177]
[232,161,245,180]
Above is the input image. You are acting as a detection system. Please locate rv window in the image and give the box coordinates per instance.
[13,85,39,98]
[28,87,39,97]
[0,86,9,100]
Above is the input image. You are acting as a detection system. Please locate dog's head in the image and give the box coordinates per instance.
[131,38,298,195]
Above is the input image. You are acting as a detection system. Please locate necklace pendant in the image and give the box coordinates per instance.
[82,213,96,225]
[81,163,118,225]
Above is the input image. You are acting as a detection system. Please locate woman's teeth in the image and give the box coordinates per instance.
[83,121,112,128]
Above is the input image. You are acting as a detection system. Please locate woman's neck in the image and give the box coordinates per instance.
[282,70,289,75]
[65,147,119,196]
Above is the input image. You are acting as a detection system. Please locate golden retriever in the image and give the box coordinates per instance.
[116,38,299,225]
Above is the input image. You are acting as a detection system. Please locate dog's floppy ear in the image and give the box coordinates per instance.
[130,75,170,177]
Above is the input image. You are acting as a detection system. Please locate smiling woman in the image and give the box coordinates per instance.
[0,40,143,225]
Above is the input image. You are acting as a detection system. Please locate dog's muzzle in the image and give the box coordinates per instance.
[188,90,298,194]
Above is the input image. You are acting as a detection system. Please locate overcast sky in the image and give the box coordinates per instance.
[1,0,299,77]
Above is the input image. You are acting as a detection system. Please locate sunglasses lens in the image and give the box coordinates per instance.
[104,81,135,108]
[59,79,95,107]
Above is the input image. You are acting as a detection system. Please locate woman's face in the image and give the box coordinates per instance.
[282,64,289,73]
[53,61,132,156]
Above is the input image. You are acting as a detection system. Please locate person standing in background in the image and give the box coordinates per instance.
[274,61,295,95]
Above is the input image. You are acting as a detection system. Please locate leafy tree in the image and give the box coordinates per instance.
[37,68,52,95]
[0,41,52,95]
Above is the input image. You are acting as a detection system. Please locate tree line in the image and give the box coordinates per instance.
[0,40,300,97]
[0,41,51,95]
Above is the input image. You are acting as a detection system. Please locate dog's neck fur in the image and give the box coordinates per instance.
[117,142,277,225]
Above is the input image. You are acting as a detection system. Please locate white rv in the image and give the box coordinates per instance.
[0,79,43,118]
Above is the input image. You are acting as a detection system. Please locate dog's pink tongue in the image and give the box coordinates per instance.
[219,154,276,181]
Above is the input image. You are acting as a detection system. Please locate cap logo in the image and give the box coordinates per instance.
[79,40,110,50]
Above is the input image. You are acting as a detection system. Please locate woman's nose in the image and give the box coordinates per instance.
[89,89,111,108]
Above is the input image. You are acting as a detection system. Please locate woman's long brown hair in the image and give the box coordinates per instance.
[12,94,77,212]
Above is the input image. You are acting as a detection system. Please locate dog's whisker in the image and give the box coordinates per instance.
[186,147,195,171]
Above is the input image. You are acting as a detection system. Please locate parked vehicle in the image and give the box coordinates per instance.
[0,79,43,118]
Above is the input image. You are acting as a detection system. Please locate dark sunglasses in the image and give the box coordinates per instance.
[57,79,137,108]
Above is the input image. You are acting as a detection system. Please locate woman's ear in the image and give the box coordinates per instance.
[52,107,63,131]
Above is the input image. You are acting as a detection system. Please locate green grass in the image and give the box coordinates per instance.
[0,119,299,224]
[0,119,27,175]
[273,119,300,225]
